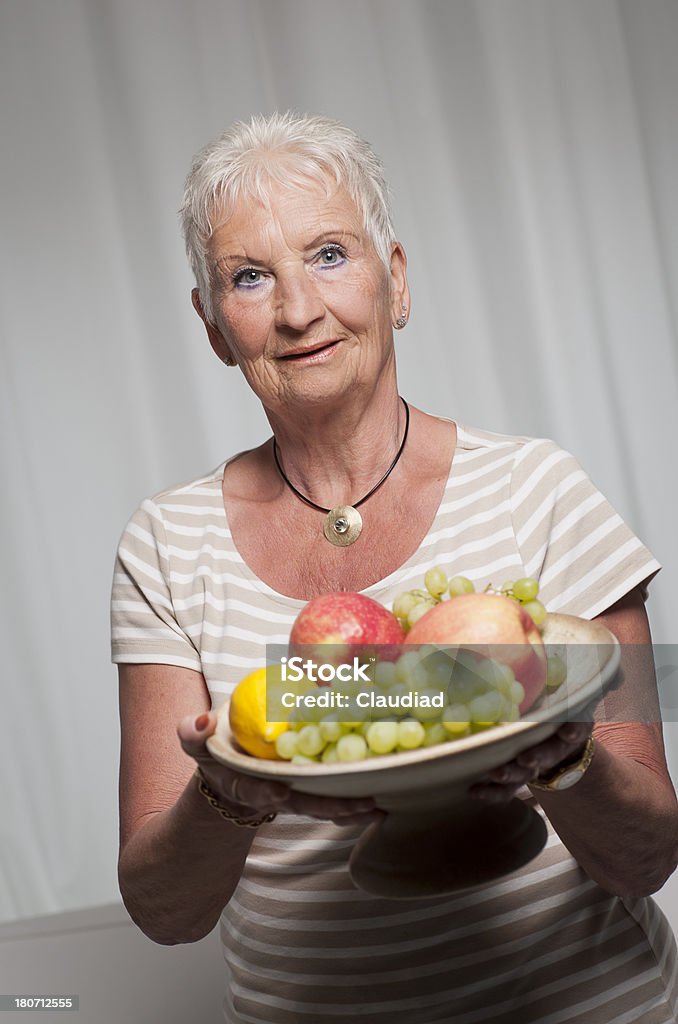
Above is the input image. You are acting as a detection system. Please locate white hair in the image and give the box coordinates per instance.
[180,111,398,323]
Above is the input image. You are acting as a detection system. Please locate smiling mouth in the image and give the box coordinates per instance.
[278,340,340,360]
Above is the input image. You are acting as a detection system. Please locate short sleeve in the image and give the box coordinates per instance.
[509,439,660,619]
[110,498,202,670]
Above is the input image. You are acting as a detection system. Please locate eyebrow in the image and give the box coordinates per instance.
[304,230,361,249]
[216,230,361,265]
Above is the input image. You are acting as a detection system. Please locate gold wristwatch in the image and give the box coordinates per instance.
[530,735,596,792]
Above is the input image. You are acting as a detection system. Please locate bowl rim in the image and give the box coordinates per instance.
[207,614,621,780]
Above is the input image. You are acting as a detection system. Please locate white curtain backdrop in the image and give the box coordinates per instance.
[2,0,677,926]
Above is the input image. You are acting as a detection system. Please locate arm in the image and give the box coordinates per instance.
[470,588,678,899]
[118,664,379,945]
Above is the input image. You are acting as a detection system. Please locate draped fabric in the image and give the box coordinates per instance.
[1,0,677,932]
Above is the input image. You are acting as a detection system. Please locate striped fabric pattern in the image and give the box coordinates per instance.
[111,423,675,1023]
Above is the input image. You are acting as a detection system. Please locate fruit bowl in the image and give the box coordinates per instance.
[207,614,620,898]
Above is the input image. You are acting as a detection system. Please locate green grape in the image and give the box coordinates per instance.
[374,660,397,687]
[509,680,526,706]
[380,681,409,706]
[344,698,368,725]
[397,719,426,750]
[275,730,299,760]
[336,733,369,762]
[474,658,514,695]
[296,724,325,758]
[423,722,449,747]
[300,700,325,723]
[448,575,475,596]
[513,577,540,602]
[411,688,443,721]
[331,677,361,700]
[420,649,456,688]
[425,566,449,598]
[286,708,306,730]
[291,753,317,764]
[546,653,567,689]
[500,580,515,595]
[319,717,343,744]
[442,703,471,738]
[370,691,399,719]
[468,691,504,724]
[366,721,399,754]
[321,743,339,764]
[392,591,420,620]
[407,599,436,628]
[523,599,547,626]
[448,661,483,704]
[395,650,428,685]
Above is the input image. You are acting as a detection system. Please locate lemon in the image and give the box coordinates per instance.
[228,666,315,760]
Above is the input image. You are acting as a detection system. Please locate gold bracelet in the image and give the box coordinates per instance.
[194,767,277,828]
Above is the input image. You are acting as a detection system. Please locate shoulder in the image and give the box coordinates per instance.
[455,423,570,477]
[115,461,233,558]
[148,462,227,509]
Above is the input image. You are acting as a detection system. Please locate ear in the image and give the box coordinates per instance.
[389,242,411,326]
[191,289,236,366]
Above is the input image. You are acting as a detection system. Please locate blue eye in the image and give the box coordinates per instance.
[233,267,263,288]
[317,245,347,269]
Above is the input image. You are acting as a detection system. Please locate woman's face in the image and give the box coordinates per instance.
[193,177,409,413]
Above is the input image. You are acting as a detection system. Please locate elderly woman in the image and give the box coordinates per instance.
[112,113,678,1023]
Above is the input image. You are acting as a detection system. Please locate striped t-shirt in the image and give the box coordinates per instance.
[111,423,676,1024]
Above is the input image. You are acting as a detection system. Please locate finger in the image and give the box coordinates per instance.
[487,762,537,786]
[514,726,592,776]
[556,722,592,745]
[177,712,216,758]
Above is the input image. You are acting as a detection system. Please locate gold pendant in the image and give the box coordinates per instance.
[323,505,363,547]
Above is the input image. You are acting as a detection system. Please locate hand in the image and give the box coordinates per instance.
[178,711,383,827]
[468,722,594,802]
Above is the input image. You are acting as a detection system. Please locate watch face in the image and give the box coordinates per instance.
[556,769,584,790]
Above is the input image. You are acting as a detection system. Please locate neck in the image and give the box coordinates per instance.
[266,381,406,509]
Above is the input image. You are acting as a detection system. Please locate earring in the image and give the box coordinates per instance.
[394,305,408,330]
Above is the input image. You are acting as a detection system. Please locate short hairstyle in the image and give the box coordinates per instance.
[180,111,397,323]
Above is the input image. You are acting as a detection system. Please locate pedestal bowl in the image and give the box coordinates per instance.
[207,613,620,898]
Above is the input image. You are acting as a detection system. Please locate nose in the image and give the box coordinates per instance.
[274,268,325,332]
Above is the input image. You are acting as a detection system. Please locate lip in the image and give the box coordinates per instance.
[277,340,341,362]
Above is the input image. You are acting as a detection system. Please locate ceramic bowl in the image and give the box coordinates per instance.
[207,613,620,898]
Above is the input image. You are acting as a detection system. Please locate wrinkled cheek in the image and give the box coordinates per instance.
[331,277,388,335]
[220,309,269,361]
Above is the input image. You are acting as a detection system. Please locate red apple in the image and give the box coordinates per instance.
[290,592,405,667]
[404,593,546,714]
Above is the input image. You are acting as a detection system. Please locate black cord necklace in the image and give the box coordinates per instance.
[272,397,410,547]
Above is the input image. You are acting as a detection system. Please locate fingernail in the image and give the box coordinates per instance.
[195,713,210,731]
